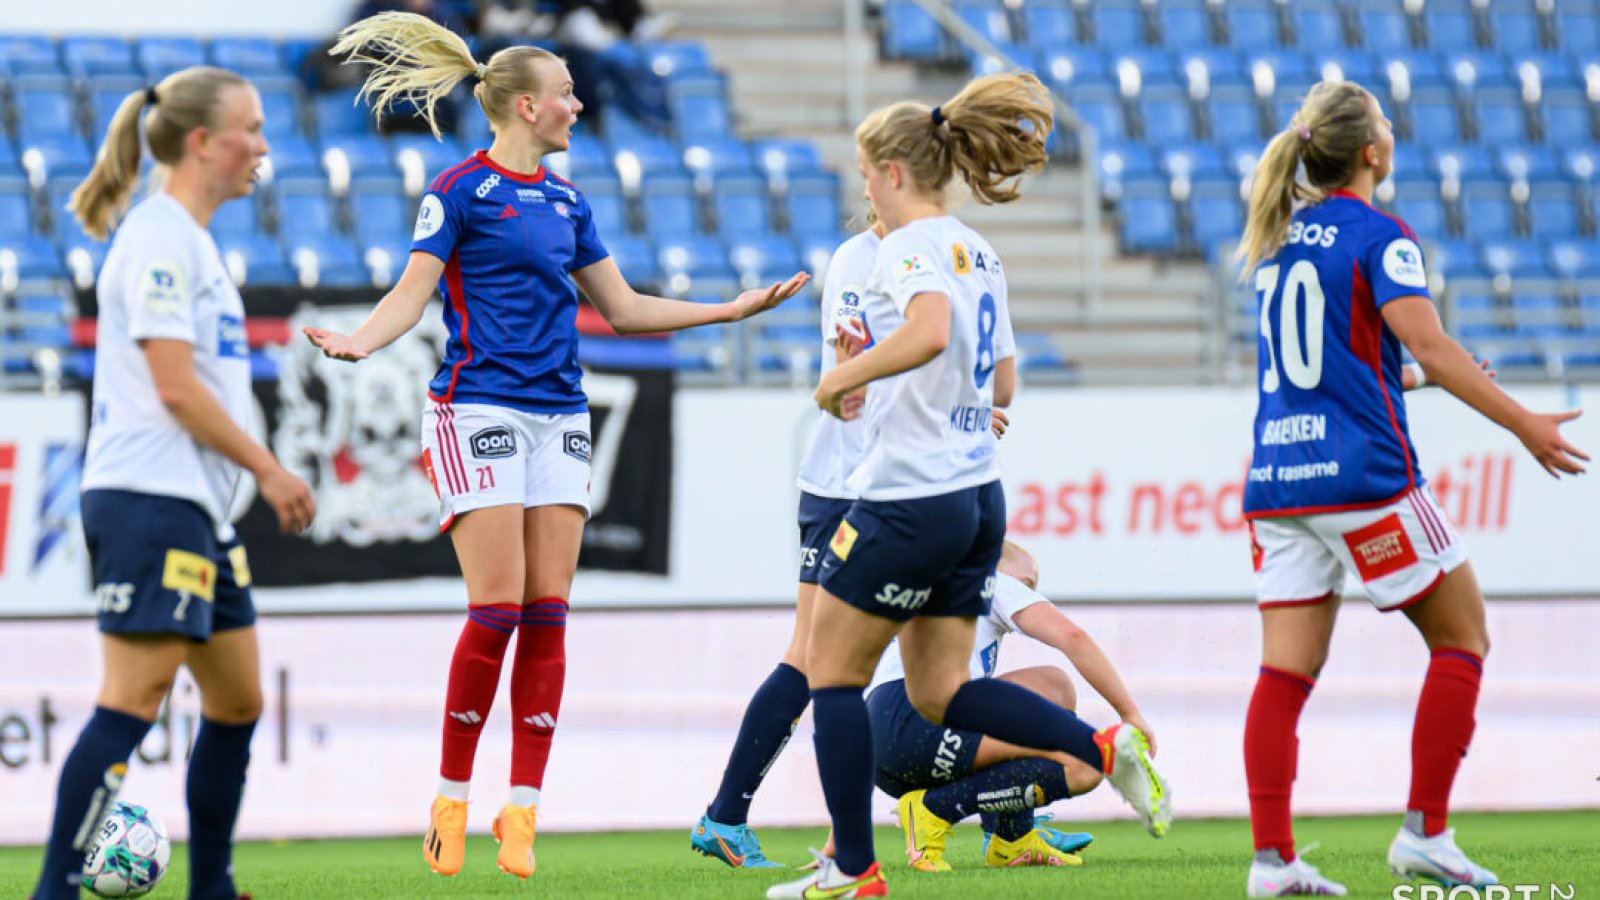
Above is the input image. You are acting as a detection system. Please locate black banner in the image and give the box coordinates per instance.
[231,305,673,585]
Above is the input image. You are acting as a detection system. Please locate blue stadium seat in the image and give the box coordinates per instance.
[581,176,629,236]
[1291,7,1344,50]
[12,78,80,139]
[1113,48,1181,90]
[0,235,63,279]
[1472,92,1530,144]
[1561,147,1600,185]
[1096,141,1157,200]
[1488,11,1543,55]
[1066,84,1127,142]
[779,172,837,239]
[1159,2,1211,48]
[18,135,93,180]
[1023,1,1078,49]
[314,91,374,138]
[1039,47,1112,93]
[752,138,823,184]
[87,80,144,143]
[1224,2,1279,50]
[1508,295,1568,337]
[727,235,802,285]
[881,1,947,60]
[640,174,700,237]
[0,189,34,239]
[1426,237,1483,280]
[1555,8,1600,55]
[135,37,204,79]
[1119,178,1177,254]
[1386,50,1448,90]
[209,38,286,75]
[60,37,136,78]
[1409,91,1463,142]
[1480,239,1550,280]
[1421,6,1474,51]
[1447,50,1517,91]
[273,179,337,236]
[348,186,410,244]
[257,83,303,140]
[1431,144,1495,181]
[1090,2,1144,47]
[1160,142,1226,180]
[642,41,712,78]
[669,74,732,138]
[1358,5,1413,53]
[1451,292,1508,340]
[1548,239,1600,280]
[604,234,658,288]
[955,0,1014,46]
[1309,50,1379,87]
[1188,177,1243,256]
[1223,142,1263,180]
[284,235,366,286]
[1138,86,1194,143]
[210,196,262,239]
[1522,185,1575,244]
[1579,295,1600,333]
[1393,184,1448,238]
[610,136,685,181]
[712,174,771,238]
[1460,180,1516,240]
[657,235,732,280]
[457,108,492,149]
[1206,91,1263,145]
[550,139,614,182]
[322,135,398,183]
[0,35,62,76]
[1177,47,1246,90]
[216,234,295,286]
[265,133,324,180]
[1497,146,1562,182]
[1540,90,1592,146]
[682,138,756,185]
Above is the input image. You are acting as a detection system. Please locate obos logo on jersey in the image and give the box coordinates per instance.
[414,195,444,240]
[1383,238,1428,289]
[138,261,185,315]
[469,426,517,459]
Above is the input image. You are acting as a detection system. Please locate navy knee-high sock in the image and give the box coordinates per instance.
[982,810,1037,842]
[941,679,1104,772]
[921,756,1071,827]
[33,707,153,900]
[708,662,810,825]
[811,686,875,877]
[187,718,257,900]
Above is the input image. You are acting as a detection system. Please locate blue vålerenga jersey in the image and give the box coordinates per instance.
[1243,190,1432,518]
[411,151,610,413]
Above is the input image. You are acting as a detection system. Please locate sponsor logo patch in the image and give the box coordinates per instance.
[1382,238,1428,289]
[1342,513,1419,582]
[161,549,216,602]
[952,243,971,274]
[553,201,571,218]
[895,253,930,282]
[227,545,252,588]
[413,194,445,240]
[469,426,517,459]
[138,261,186,315]
[829,519,858,561]
[475,172,502,198]
[217,314,247,358]
[563,430,591,463]
[517,188,545,203]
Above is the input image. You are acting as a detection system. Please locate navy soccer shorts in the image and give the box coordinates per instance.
[866,679,982,799]
[82,489,255,641]
[797,491,852,585]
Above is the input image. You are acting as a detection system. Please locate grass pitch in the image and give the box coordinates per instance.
[1,811,1595,899]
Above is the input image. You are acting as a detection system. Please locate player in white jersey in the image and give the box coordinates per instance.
[32,67,314,900]
[768,73,1170,900]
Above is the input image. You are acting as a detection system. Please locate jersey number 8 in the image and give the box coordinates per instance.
[974,293,997,388]
[1255,260,1325,393]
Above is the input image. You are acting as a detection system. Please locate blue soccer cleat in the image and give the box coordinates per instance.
[982,814,1094,857]
[691,814,782,869]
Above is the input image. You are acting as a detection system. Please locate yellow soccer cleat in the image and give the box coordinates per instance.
[492,803,538,879]
[422,796,468,876]
[985,828,1085,868]
[894,789,954,873]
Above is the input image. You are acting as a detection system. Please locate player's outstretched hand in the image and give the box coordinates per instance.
[302,326,369,362]
[1516,409,1589,478]
[730,272,811,321]
[991,408,1010,439]
[258,464,316,534]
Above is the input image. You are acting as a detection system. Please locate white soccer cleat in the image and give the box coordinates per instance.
[1094,723,1173,837]
[1388,827,1498,888]
[1247,857,1348,896]
[765,851,886,899]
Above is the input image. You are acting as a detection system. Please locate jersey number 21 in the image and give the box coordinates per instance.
[1255,261,1325,393]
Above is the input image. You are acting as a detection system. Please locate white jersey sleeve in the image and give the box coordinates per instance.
[123,242,200,344]
[878,228,955,315]
[988,573,1048,632]
[819,233,875,343]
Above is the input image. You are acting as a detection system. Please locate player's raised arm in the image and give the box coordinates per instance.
[1009,602,1155,754]
[303,251,444,361]
[815,291,950,418]
[571,256,809,334]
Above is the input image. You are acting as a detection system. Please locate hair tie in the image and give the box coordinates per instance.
[475,62,488,80]
[1294,121,1311,141]
[931,105,946,126]
[145,86,159,106]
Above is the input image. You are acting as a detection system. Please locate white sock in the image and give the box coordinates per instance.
[508,786,541,807]
[437,778,470,801]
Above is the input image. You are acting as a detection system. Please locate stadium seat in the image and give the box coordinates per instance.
[1408,91,1463,143]
[1488,11,1543,56]
[1137,86,1194,144]
[784,172,841,238]
[1431,144,1495,181]
[1097,142,1157,200]
[0,188,34,239]
[264,133,325,181]
[1188,177,1243,257]
[322,135,398,185]
[1223,2,1279,50]
[1539,90,1593,146]
[313,91,374,138]
[19,135,93,180]
[209,195,262,239]
[1023,1,1078,49]
[348,186,411,245]
[209,38,286,75]
[60,37,136,78]
[1421,6,1474,51]
[642,41,712,78]
[582,175,629,236]
[1555,8,1600,55]
[657,235,733,281]
[1309,50,1379,87]
[284,234,366,287]
[135,37,204,79]
[1158,2,1211,48]
[1065,84,1127,142]
[727,235,802,287]
[1291,6,1344,50]
[1090,2,1144,47]
[1480,239,1551,280]
[1113,47,1182,90]
[273,179,338,236]
[1508,295,1568,337]
[669,74,733,139]
[752,138,823,187]
[711,174,771,238]
[1525,181,1579,240]
[682,138,756,187]
[216,234,295,286]
[1472,91,1530,144]
[1119,178,1177,254]
[881,1,946,61]
[1177,48,1246,89]
[1392,184,1448,239]
[0,235,63,279]
[548,139,612,182]
[1358,5,1413,53]
[1386,50,1449,90]
[12,79,80,140]
[954,0,1014,47]
[610,136,686,186]
[1547,239,1600,280]
[257,82,303,140]
[607,235,660,288]
[1497,146,1562,182]
[1425,237,1484,280]
[1039,47,1113,94]
[1447,50,1518,92]
[640,174,701,237]
[1204,89,1262,145]
[1160,143,1226,181]
[1459,179,1516,240]
[0,35,62,77]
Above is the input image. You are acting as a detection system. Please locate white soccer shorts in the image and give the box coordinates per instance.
[420,401,591,531]
[1249,487,1467,612]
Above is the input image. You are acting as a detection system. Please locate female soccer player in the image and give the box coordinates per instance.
[32,67,316,900]
[306,12,808,881]
[1237,81,1587,897]
[767,73,1171,900]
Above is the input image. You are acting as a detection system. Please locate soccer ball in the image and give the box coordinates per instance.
[81,801,171,897]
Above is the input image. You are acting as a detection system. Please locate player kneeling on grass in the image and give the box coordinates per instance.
[807,540,1155,872]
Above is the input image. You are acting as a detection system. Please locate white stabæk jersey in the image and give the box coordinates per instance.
[867,573,1048,694]
[795,229,879,499]
[847,215,1015,501]
[81,192,254,536]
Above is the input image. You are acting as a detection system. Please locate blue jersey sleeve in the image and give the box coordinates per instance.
[410,188,465,262]
[570,192,609,271]
[1364,217,1431,307]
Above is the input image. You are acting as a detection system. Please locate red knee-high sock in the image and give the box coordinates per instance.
[510,598,568,791]
[1245,665,1316,862]
[1408,648,1483,836]
[439,604,519,782]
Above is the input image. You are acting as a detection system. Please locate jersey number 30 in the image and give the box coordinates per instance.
[1255,260,1325,393]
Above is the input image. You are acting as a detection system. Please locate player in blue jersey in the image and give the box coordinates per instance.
[305,12,809,881]
[1235,81,1588,898]
[32,67,316,900]
[766,73,1171,900]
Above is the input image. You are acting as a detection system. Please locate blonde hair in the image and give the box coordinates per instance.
[1236,80,1379,275]
[856,72,1053,205]
[69,66,249,241]
[331,11,560,139]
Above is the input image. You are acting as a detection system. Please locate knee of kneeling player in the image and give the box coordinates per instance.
[1064,758,1102,794]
